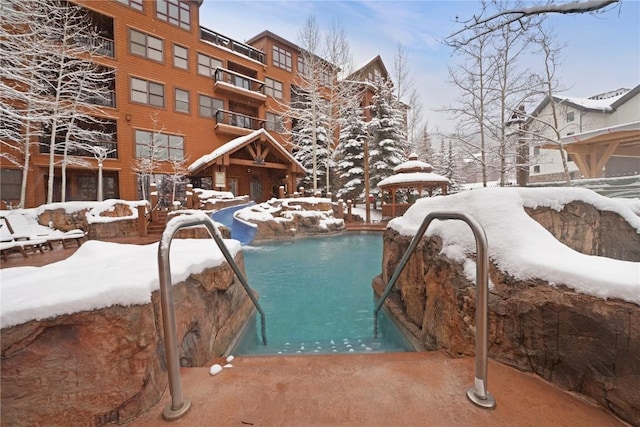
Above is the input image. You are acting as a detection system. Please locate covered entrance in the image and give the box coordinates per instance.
[188,129,306,203]
[543,121,640,178]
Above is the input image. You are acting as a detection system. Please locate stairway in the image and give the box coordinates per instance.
[147,209,169,236]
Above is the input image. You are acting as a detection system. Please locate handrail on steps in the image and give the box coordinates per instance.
[373,211,496,409]
[157,214,267,421]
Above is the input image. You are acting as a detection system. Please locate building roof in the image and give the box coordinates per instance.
[188,129,306,175]
[530,84,640,118]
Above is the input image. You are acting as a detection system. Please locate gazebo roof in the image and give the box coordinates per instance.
[393,153,434,173]
[379,153,449,188]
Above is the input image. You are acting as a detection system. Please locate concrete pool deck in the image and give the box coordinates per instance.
[126,351,626,427]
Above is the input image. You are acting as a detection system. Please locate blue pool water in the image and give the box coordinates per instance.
[230,232,414,355]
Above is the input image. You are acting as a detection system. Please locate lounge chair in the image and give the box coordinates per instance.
[0,218,47,260]
[3,214,87,250]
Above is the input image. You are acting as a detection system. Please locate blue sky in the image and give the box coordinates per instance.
[199,1,640,134]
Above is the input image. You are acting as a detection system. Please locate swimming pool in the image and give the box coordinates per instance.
[230,232,414,355]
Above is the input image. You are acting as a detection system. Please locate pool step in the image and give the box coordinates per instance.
[271,337,403,355]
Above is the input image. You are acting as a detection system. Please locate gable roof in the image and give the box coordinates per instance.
[530,84,639,118]
[188,129,305,175]
[346,54,389,81]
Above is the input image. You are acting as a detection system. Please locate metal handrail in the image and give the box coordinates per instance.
[157,215,267,420]
[373,211,496,409]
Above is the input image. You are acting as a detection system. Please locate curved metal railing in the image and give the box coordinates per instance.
[157,214,267,420]
[373,211,496,409]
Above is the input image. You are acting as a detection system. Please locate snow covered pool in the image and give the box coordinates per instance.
[230,232,414,355]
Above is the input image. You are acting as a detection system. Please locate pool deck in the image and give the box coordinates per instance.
[126,351,626,427]
[1,237,630,426]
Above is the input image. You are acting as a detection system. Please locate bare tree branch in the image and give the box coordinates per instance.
[446,0,620,48]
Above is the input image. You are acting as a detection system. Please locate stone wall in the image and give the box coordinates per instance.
[375,207,640,425]
[1,252,254,426]
[526,200,640,261]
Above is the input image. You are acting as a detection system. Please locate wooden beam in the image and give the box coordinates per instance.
[571,152,593,178]
[594,141,620,177]
[229,158,289,169]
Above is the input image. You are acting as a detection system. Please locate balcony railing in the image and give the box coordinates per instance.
[40,141,118,159]
[200,27,265,64]
[213,68,266,101]
[75,34,115,58]
[215,109,264,135]
[86,91,116,108]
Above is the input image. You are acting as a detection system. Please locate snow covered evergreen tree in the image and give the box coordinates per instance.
[414,124,435,164]
[333,95,368,202]
[367,77,407,195]
[443,138,462,193]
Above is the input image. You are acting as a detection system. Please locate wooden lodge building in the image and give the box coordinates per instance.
[1,0,391,209]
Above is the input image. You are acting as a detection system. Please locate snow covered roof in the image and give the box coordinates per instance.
[379,154,448,188]
[188,128,305,174]
[378,172,449,187]
[560,121,640,145]
[393,153,434,173]
[388,187,640,305]
[531,85,639,117]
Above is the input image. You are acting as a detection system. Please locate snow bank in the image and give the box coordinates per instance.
[388,187,640,305]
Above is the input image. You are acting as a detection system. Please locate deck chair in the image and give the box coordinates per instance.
[3,214,86,250]
[0,218,47,260]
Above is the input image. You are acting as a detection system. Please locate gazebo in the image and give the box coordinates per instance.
[377,153,450,218]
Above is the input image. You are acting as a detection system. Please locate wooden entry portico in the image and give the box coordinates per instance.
[544,121,640,179]
[188,129,306,203]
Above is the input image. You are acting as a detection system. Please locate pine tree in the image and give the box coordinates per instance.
[333,96,368,202]
[414,124,435,164]
[443,138,462,193]
[367,78,407,195]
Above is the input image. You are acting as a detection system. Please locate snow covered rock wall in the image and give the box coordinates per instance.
[0,252,254,426]
[376,189,640,425]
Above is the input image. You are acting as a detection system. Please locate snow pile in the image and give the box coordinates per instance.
[194,188,235,201]
[389,187,640,305]
[0,238,241,329]
[1,199,149,224]
[85,199,149,223]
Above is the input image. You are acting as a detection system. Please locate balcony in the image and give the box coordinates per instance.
[75,34,115,58]
[214,68,266,103]
[200,27,266,64]
[215,109,265,136]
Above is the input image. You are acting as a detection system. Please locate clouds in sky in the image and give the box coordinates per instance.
[198,1,639,135]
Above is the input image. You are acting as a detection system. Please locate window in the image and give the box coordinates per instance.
[156,0,190,30]
[116,0,143,11]
[197,53,222,77]
[173,44,188,69]
[129,29,163,62]
[272,45,292,71]
[297,56,309,77]
[533,165,540,173]
[566,111,575,122]
[264,77,283,99]
[175,88,189,113]
[266,112,285,133]
[0,169,22,201]
[131,77,164,107]
[199,94,223,118]
[135,130,184,160]
[533,147,540,156]
[321,69,332,86]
